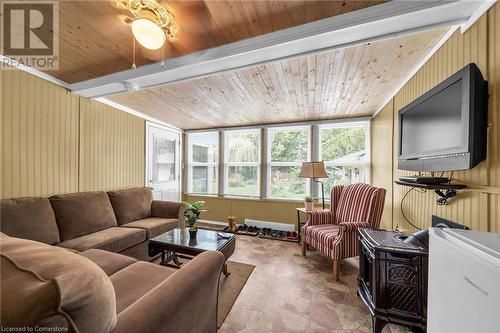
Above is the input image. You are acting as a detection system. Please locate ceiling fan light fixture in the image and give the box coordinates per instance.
[131,18,166,50]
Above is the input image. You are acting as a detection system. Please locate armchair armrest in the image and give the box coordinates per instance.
[112,251,225,333]
[305,210,335,227]
[332,221,370,261]
[338,221,370,232]
[151,200,185,221]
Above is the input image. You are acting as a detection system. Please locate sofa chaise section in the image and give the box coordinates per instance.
[1,233,225,333]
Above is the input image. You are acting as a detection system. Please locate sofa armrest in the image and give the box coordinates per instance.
[112,251,224,333]
[151,200,185,221]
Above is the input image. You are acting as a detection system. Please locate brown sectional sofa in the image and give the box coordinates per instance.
[1,233,224,332]
[0,187,183,260]
[0,187,225,332]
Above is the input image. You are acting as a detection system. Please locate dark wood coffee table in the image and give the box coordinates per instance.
[148,228,236,276]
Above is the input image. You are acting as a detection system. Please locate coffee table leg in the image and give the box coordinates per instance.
[222,262,231,277]
[161,250,166,264]
[173,254,183,266]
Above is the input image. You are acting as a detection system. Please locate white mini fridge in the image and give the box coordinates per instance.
[428,228,500,333]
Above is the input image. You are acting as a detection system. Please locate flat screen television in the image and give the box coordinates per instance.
[398,63,488,172]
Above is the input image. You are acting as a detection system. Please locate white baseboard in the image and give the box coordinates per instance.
[199,218,295,231]
[244,219,295,232]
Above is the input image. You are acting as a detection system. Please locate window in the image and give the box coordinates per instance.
[319,123,369,199]
[268,126,310,199]
[187,132,218,194]
[184,120,370,200]
[153,135,176,182]
[224,129,260,196]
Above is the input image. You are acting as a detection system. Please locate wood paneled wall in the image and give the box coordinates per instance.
[1,70,80,198]
[488,3,500,233]
[371,4,500,233]
[184,194,310,226]
[79,99,145,191]
[0,69,145,199]
[370,101,394,230]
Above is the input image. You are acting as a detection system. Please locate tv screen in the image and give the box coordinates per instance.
[398,63,487,172]
[401,80,464,158]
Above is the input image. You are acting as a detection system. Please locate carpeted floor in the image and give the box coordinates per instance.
[152,252,255,328]
[218,261,255,327]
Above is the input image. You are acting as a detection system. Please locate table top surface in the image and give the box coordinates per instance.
[149,228,235,252]
[296,207,328,213]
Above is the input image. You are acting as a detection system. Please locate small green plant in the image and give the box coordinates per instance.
[183,201,205,230]
[304,196,314,203]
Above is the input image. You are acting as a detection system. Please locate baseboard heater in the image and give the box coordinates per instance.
[198,219,295,232]
[244,219,295,232]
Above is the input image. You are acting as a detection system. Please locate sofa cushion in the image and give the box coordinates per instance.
[121,217,178,239]
[0,233,116,332]
[57,227,146,252]
[50,191,118,241]
[107,187,152,225]
[79,249,137,276]
[0,197,60,244]
[110,261,176,314]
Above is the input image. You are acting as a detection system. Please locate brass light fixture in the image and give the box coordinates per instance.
[118,0,178,50]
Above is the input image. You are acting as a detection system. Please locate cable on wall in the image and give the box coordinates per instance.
[401,187,422,230]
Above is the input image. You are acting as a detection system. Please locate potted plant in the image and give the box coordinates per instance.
[304,196,314,211]
[183,201,205,239]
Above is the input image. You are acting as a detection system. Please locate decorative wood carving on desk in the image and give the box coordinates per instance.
[357,228,428,333]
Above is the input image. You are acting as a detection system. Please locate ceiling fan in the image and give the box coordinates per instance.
[117,0,178,50]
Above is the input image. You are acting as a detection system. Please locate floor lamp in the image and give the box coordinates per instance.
[299,161,328,209]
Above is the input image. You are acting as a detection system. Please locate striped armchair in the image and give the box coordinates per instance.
[301,183,386,280]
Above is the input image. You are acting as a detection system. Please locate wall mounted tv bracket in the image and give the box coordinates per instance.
[434,189,457,205]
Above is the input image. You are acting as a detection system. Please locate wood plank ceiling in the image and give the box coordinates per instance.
[108,28,448,130]
[47,0,385,83]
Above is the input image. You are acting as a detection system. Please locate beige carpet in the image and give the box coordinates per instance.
[152,255,254,328]
[218,260,255,327]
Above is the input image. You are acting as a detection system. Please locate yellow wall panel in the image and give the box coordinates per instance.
[489,4,500,188]
[184,194,305,226]
[1,70,79,198]
[371,101,394,230]
[371,4,500,233]
[79,99,145,191]
[1,70,145,199]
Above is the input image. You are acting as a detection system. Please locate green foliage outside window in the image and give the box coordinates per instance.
[321,127,366,198]
[321,127,365,161]
[269,129,309,199]
[270,131,308,162]
[226,131,260,196]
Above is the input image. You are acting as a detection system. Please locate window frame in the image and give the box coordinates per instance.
[318,121,371,199]
[183,118,371,201]
[266,125,311,200]
[223,128,261,198]
[186,131,219,195]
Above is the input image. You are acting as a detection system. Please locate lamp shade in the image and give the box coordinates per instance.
[299,161,328,179]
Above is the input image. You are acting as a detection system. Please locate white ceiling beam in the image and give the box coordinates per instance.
[70,0,484,99]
